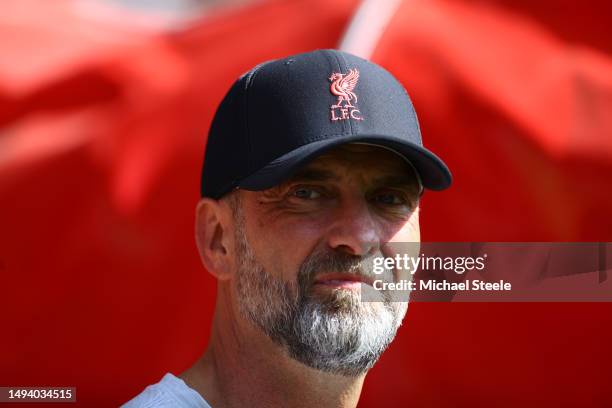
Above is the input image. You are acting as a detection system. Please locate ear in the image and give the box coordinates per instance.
[195,197,234,281]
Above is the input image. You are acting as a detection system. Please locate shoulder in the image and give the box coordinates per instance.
[121,373,212,408]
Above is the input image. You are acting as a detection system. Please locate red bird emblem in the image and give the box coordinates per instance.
[329,69,360,108]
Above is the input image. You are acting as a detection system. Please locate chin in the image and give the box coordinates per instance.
[308,285,387,315]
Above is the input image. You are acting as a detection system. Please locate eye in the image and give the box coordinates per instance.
[291,187,322,200]
[373,192,403,205]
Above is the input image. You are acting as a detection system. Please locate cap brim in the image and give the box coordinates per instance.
[239,135,452,192]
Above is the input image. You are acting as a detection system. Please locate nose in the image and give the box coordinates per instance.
[326,196,380,256]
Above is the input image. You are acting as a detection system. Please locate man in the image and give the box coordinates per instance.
[123,49,451,407]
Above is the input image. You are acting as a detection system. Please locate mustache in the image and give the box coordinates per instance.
[297,249,392,289]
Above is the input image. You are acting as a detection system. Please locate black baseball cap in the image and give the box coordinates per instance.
[201,49,451,199]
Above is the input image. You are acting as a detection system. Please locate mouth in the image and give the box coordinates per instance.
[313,273,375,289]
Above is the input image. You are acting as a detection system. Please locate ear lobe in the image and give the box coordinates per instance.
[195,198,233,280]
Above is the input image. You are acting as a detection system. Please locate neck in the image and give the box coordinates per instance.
[180,283,366,408]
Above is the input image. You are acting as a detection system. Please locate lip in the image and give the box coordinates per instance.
[314,273,375,288]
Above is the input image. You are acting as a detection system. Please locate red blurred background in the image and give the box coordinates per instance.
[1,0,611,406]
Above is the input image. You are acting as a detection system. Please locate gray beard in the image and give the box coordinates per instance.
[232,204,407,377]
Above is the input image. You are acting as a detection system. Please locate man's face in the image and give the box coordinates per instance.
[230,144,421,376]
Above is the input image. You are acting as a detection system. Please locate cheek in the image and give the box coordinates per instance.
[383,213,419,283]
[389,211,420,242]
[246,213,327,282]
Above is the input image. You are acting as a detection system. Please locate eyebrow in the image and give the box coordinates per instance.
[371,174,420,191]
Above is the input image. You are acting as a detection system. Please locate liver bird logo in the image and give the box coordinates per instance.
[329,69,360,108]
